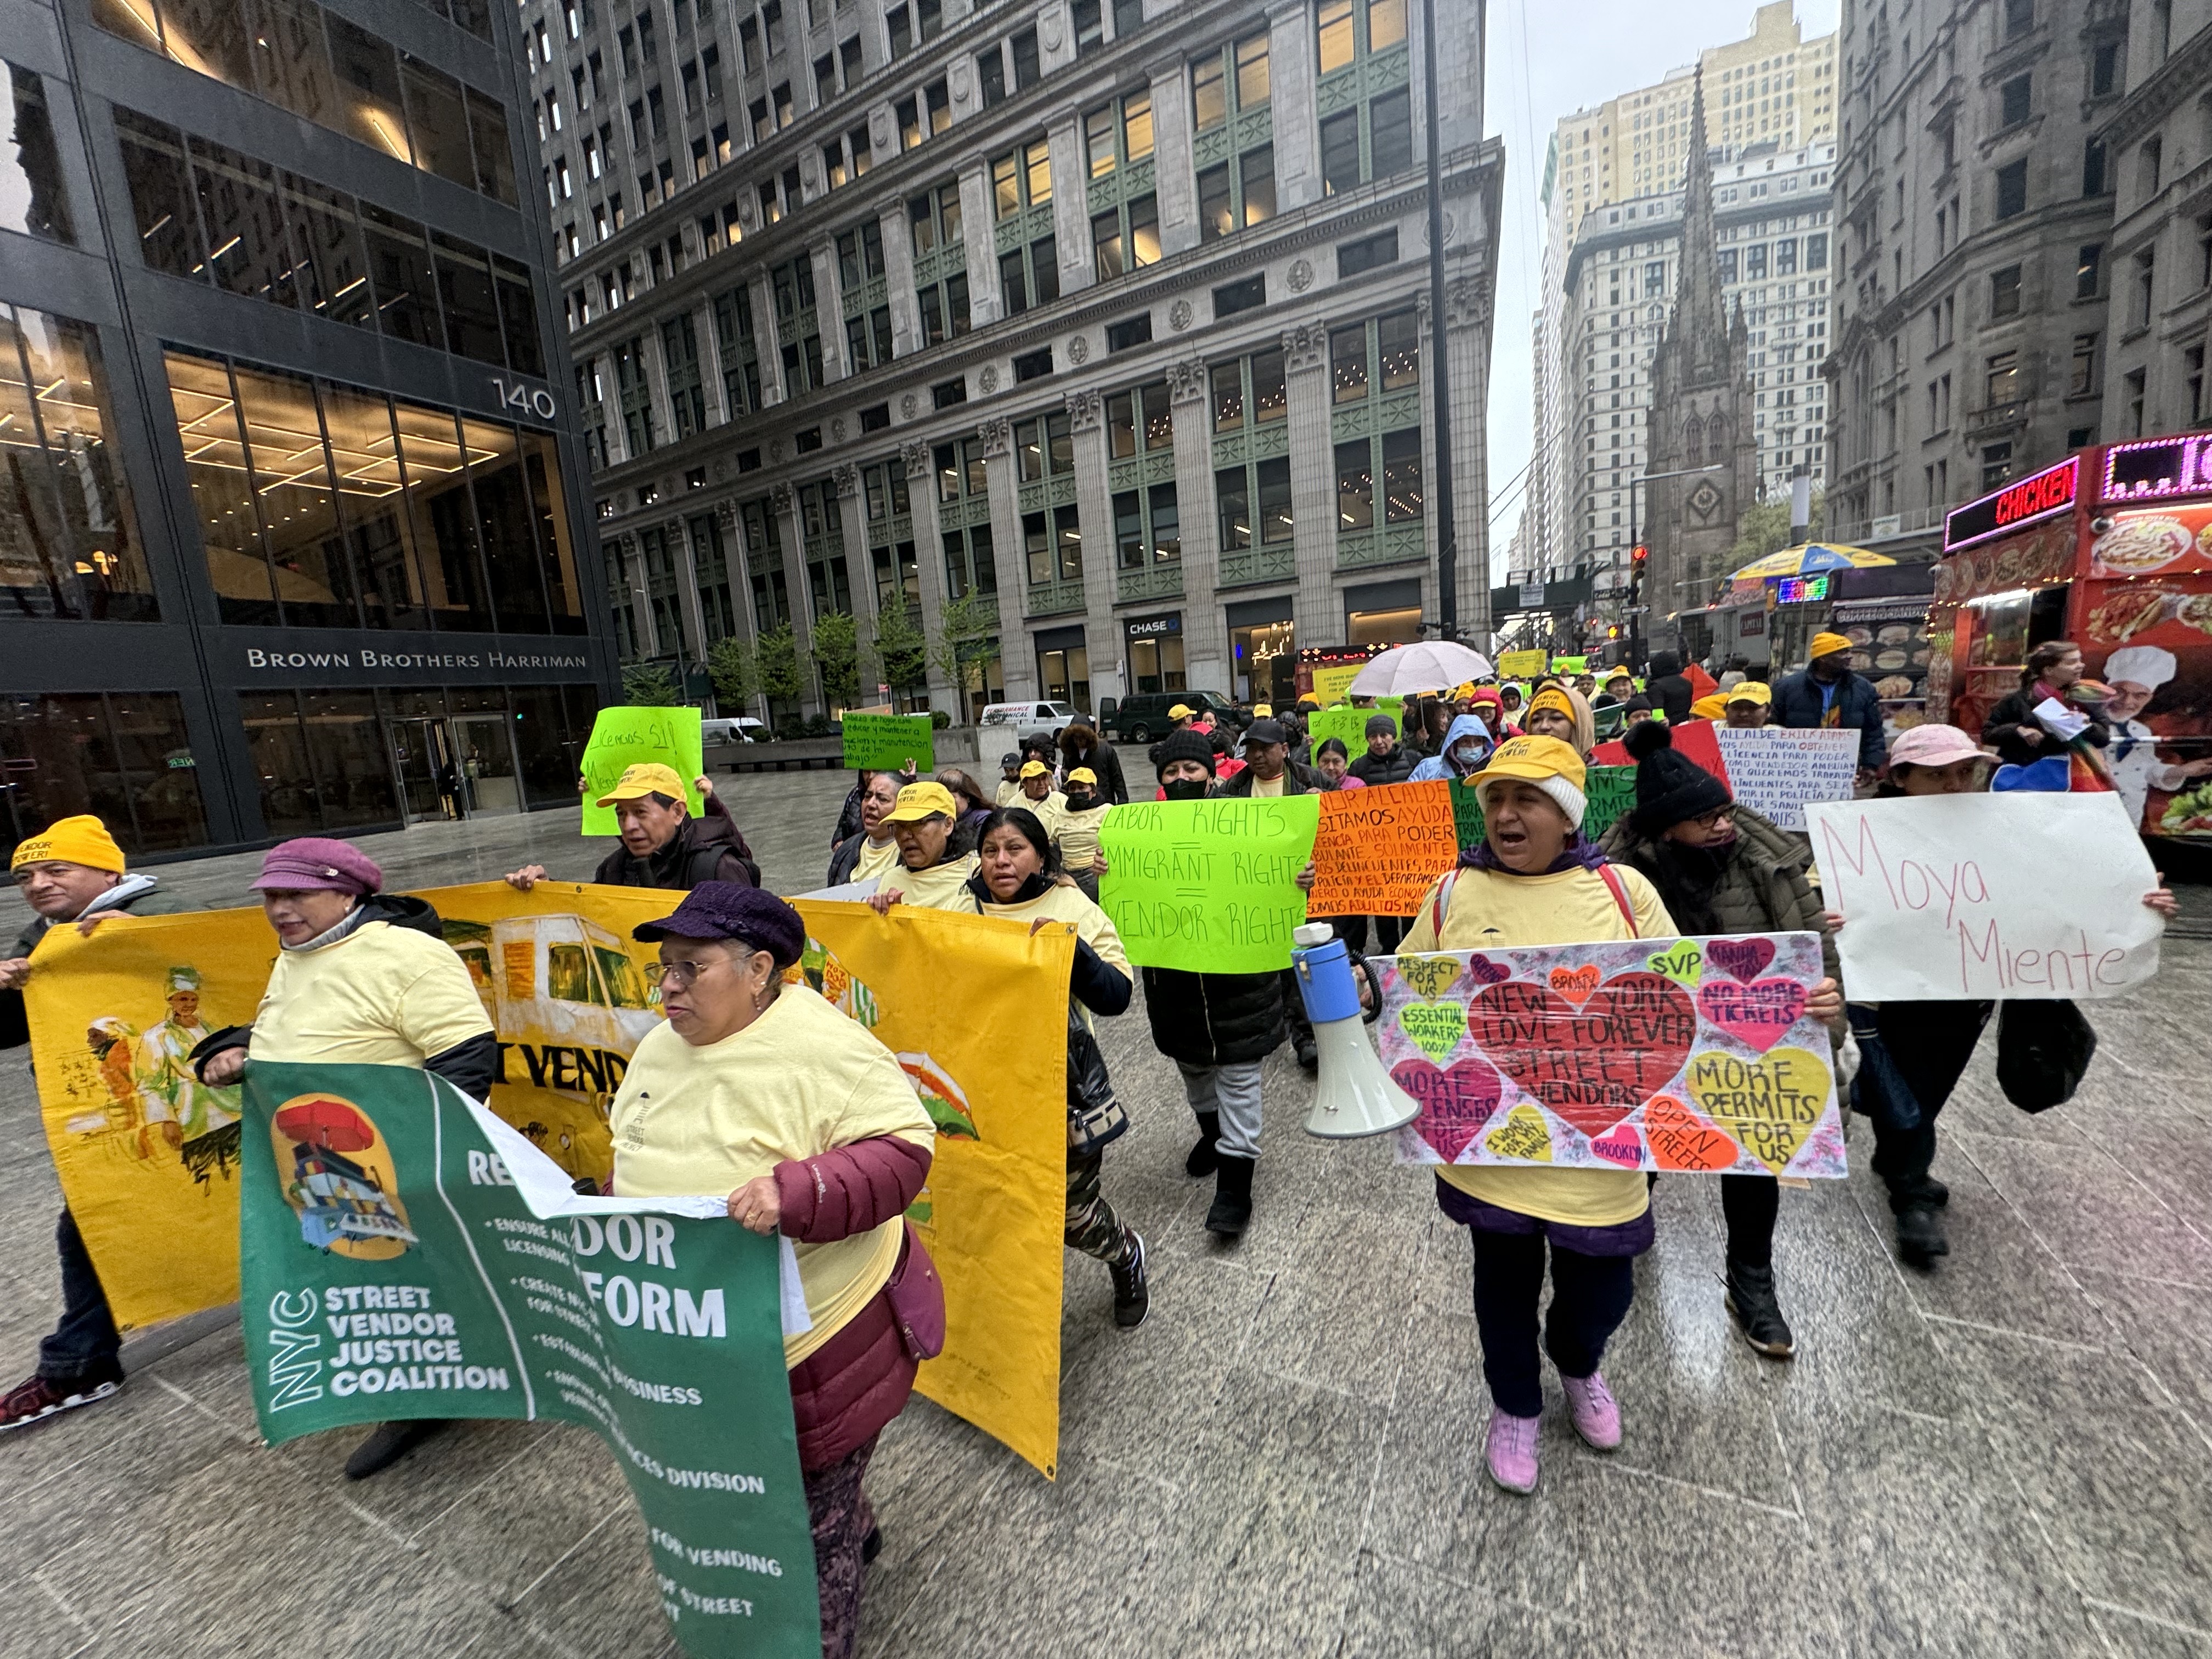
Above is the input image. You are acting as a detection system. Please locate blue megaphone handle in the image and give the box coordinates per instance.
[1292,936,1383,1025]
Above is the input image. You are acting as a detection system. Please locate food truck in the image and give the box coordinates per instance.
[1930,435,2212,849]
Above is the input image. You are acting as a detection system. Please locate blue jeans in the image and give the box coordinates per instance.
[40,1209,122,1384]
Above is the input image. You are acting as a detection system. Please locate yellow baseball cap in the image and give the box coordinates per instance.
[881,781,960,823]
[10,814,126,874]
[1168,703,1194,719]
[1809,631,1854,661]
[1019,759,1049,778]
[1691,693,1729,720]
[1725,679,1773,706]
[1469,734,1588,794]
[594,762,689,808]
[1066,766,1098,785]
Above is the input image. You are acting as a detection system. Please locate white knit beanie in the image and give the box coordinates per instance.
[1480,772,1588,831]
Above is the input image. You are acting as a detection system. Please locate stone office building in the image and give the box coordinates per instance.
[1,0,613,859]
[553,0,1498,719]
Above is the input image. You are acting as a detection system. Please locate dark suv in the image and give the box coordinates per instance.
[1101,691,1238,744]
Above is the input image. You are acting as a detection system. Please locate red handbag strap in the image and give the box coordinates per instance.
[1596,863,1639,934]
[1429,868,1458,940]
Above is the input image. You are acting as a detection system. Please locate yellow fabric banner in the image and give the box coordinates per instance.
[26,882,1073,1476]
[24,881,684,1331]
[789,901,1073,1479]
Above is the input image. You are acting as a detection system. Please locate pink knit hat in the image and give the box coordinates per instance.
[250,837,383,895]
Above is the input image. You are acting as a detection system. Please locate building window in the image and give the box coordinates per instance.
[1106,313,1153,352]
[2069,332,2098,395]
[1999,74,2030,128]
[1113,483,1181,569]
[662,313,706,435]
[2124,366,2147,436]
[1995,159,2028,220]
[2091,39,2120,96]
[714,283,763,416]
[1,64,73,245]
[2083,136,2107,196]
[932,376,967,409]
[1024,504,1084,582]
[1211,348,1289,437]
[2133,247,2157,329]
[1092,194,1160,281]
[2077,242,2103,298]
[910,181,969,344]
[1338,228,1398,275]
[1316,0,1410,193]
[1984,350,2019,406]
[992,139,1059,314]
[1990,264,2022,319]
[1330,308,1419,405]
[1015,410,1076,484]
[1214,274,1267,317]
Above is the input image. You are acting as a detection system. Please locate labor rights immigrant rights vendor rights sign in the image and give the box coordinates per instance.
[239,1061,820,1658]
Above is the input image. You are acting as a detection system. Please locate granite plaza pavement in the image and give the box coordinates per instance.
[7,764,2212,1657]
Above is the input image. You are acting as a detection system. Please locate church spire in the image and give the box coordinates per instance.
[1675,70,1726,381]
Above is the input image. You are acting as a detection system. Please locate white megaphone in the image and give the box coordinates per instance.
[1291,922,1420,1138]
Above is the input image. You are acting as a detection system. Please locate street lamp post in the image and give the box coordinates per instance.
[1422,0,1458,642]
[1624,463,1723,668]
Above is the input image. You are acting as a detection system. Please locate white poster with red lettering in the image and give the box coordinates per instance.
[1807,793,2163,1001]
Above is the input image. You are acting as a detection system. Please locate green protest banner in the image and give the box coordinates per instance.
[839,713,936,772]
[240,1062,819,1659]
[1447,764,1639,852]
[1307,707,1376,753]
[1097,795,1321,973]
[580,707,706,836]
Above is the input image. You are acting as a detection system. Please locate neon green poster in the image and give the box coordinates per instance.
[839,713,936,772]
[1097,795,1321,972]
[580,707,706,835]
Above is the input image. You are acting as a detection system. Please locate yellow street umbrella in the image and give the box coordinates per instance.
[1729,541,1898,580]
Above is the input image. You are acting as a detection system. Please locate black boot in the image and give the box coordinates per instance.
[1896,1204,1949,1269]
[1723,1261,1796,1359]
[1205,1155,1255,1238]
[1185,1111,1221,1178]
[1109,1228,1149,1329]
[343,1417,451,1479]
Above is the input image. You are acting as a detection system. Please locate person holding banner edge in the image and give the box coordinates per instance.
[1397,735,1844,1494]
[190,838,498,1478]
[0,816,184,1434]
[1599,719,1846,1358]
[609,883,939,1659]
[963,808,1151,1328]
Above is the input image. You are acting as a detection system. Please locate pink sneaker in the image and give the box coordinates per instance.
[1484,1407,1541,1493]
[1560,1370,1621,1451]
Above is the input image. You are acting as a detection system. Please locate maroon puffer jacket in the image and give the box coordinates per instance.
[775,1135,937,1471]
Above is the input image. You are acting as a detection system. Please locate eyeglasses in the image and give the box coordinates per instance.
[1685,806,1734,831]
[651,957,720,986]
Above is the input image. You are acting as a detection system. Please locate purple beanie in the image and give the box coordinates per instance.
[632,881,806,968]
[250,837,384,895]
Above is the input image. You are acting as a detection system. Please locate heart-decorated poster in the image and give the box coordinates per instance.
[1377,933,1845,1177]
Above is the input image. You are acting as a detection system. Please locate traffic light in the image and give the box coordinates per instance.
[1607,625,1622,640]
[1631,543,1649,568]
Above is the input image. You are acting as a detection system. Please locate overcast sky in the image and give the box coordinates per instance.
[1479,0,1842,576]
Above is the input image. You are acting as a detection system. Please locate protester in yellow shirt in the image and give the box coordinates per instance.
[193,837,495,1481]
[864,782,981,912]
[1050,768,1113,900]
[960,808,1149,1328]
[1398,738,1680,1497]
[826,770,902,888]
[608,883,936,1659]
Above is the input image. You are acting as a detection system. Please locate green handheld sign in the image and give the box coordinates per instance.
[579,707,706,836]
[839,713,936,772]
[240,1062,820,1659]
[1097,795,1321,973]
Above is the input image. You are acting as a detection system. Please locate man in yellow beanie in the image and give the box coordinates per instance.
[1771,630,1887,783]
[2,815,180,1432]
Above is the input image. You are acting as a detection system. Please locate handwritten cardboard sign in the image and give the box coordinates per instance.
[1807,793,2163,1000]
[1714,726,1858,831]
[1308,781,1458,918]
[578,707,704,836]
[1097,795,1321,973]
[840,712,936,772]
[1378,932,1843,1176]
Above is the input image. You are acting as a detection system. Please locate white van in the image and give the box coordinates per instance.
[977,700,1078,743]
[701,716,764,745]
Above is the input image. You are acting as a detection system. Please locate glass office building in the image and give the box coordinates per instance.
[2,0,614,859]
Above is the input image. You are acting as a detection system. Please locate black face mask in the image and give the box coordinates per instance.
[1063,790,1096,811]
[1161,778,1210,801]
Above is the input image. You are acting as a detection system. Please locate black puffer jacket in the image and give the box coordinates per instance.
[1348,744,1418,787]
[594,792,759,889]
[1139,966,1285,1066]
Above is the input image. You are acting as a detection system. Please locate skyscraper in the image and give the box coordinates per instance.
[2,0,609,855]
[539,0,1498,716]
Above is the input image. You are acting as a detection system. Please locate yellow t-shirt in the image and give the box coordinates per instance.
[250,918,493,1074]
[878,852,982,910]
[851,836,901,883]
[1397,862,1677,1228]
[1051,802,1112,872]
[609,984,933,1367]
[973,879,1128,1028]
[995,780,1024,807]
[1015,788,1066,826]
[1247,773,1288,798]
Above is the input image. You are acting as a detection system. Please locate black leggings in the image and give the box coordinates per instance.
[1720,1174,1779,1268]
[1469,1228,1636,1418]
